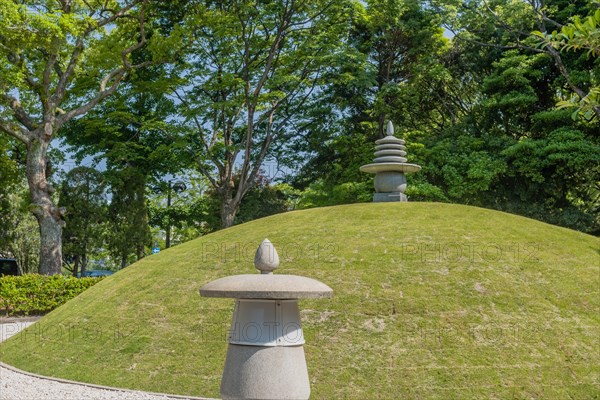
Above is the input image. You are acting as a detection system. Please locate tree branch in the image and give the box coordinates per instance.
[0,117,31,144]
[56,69,126,127]
[545,45,600,120]
[52,36,85,105]
[240,109,277,197]
[56,0,148,127]
[92,0,141,33]
[0,94,38,130]
[1,39,42,94]
[121,0,147,69]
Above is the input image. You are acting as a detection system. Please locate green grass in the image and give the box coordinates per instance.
[1,203,598,399]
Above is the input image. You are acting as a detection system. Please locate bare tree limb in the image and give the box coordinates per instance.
[193,156,219,189]
[237,108,277,202]
[173,89,225,175]
[545,45,600,120]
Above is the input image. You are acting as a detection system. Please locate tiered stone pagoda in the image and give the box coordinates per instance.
[360,121,421,202]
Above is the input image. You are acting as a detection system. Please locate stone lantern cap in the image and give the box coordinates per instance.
[200,239,333,300]
[360,162,421,174]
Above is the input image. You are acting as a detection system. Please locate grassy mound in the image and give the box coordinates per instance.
[1,203,598,398]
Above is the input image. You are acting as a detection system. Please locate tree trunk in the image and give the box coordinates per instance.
[220,198,238,228]
[81,253,88,276]
[166,182,172,248]
[121,256,127,269]
[378,112,386,138]
[26,134,65,275]
[165,224,171,248]
[37,214,63,275]
[73,255,80,277]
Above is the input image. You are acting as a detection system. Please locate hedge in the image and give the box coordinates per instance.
[0,274,102,316]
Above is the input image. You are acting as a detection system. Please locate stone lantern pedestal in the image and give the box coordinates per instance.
[360,121,421,202]
[200,239,333,400]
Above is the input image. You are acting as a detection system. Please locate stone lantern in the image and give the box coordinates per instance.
[200,239,333,400]
[360,121,421,202]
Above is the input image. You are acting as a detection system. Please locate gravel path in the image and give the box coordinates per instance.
[0,320,210,400]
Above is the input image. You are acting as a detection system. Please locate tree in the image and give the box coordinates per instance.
[409,1,600,232]
[61,52,186,265]
[0,135,22,242]
[0,187,40,274]
[290,0,599,233]
[291,0,448,200]
[0,0,151,274]
[437,0,599,120]
[59,166,107,277]
[107,166,149,269]
[148,176,211,247]
[177,0,350,228]
[202,171,292,231]
[534,8,600,121]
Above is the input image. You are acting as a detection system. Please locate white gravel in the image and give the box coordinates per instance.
[0,320,207,400]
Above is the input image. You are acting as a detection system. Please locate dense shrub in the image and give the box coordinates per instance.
[0,274,102,316]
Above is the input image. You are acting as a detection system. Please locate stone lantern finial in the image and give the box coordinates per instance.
[386,120,394,136]
[254,238,279,274]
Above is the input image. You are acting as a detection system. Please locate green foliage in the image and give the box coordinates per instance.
[107,167,150,267]
[292,0,447,196]
[0,136,23,255]
[0,180,40,274]
[235,182,291,225]
[1,0,156,275]
[535,9,600,57]
[405,182,449,202]
[500,127,600,230]
[290,0,599,234]
[59,166,107,275]
[414,132,508,201]
[147,176,211,246]
[1,0,598,279]
[0,136,19,189]
[534,8,600,121]
[0,274,101,316]
[202,173,294,231]
[295,180,373,209]
[61,49,185,264]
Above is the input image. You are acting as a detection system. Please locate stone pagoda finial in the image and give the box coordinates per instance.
[360,121,421,202]
[254,238,279,274]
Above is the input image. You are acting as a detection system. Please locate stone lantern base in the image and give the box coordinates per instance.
[373,192,407,202]
[220,298,311,399]
[221,345,310,400]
